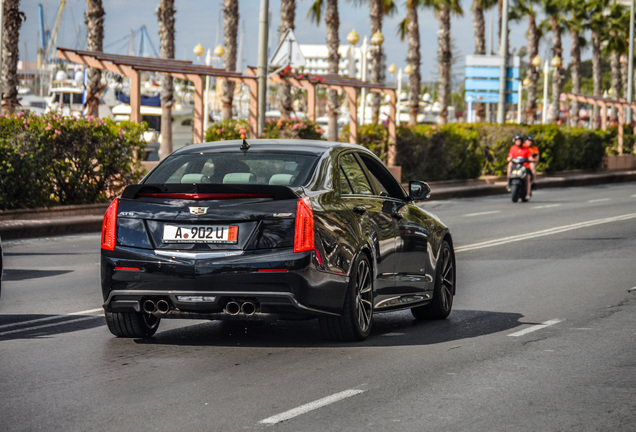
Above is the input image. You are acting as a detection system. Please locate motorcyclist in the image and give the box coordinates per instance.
[524,135,540,189]
[506,135,532,199]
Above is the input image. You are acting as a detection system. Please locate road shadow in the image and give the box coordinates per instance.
[134,309,535,348]
[0,313,104,340]
[2,269,74,281]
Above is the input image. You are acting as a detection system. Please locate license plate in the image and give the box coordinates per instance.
[163,225,238,244]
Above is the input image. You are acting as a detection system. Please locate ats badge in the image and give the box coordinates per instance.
[189,207,209,216]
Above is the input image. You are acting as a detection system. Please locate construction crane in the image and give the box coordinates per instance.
[37,1,66,69]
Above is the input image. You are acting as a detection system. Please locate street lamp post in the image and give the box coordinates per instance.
[389,64,405,126]
[203,49,212,135]
[348,30,384,125]
[257,0,269,135]
[497,0,510,124]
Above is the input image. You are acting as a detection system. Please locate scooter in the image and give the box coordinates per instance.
[508,157,531,203]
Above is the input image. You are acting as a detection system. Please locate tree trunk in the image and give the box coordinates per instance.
[569,24,581,127]
[157,0,175,159]
[473,0,486,122]
[85,0,105,118]
[549,17,563,124]
[279,0,295,118]
[369,0,384,124]
[222,0,239,120]
[620,53,628,99]
[591,31,602,127]
[406,2,421,126]
[1,0,25,114]
[525,14,539,124]
[437,6,451,125]
[325,0,340,141]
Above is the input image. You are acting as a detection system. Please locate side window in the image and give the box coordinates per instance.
[339,167,353,194]
[339,153,373,195]
[358,153,407,199]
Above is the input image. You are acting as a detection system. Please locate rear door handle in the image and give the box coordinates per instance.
[353,205,367,214]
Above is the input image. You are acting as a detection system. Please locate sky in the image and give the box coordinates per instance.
[19,0,571,84]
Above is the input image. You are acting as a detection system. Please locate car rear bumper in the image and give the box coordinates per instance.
[101,246,348,319]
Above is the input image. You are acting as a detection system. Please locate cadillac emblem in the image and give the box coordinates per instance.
[189,207,209,216]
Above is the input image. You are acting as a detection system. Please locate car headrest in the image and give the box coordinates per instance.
[268,174,294,186]
[223,173,256,184]
[181,173,208,184]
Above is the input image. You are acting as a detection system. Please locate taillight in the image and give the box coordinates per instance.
[101,197,119,251]
[294,196,314,253]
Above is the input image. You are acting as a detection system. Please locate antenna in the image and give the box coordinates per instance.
[240,139,250,151]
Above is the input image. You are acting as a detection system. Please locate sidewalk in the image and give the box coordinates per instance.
[1,170,635,241]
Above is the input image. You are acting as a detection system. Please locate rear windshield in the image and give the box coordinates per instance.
[143,152,319,187]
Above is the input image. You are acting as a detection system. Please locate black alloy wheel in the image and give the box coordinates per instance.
[320,254,374,342]
[412,240,455,320]
[105,310,161,338]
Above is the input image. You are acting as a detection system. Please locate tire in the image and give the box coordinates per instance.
[412,240,455,320]
[105,310,160,338]
[320,255,374,342]
[511,184,520,203]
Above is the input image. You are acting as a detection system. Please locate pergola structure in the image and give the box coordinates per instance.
[56,47,259,143]
[562,92,636,153]
[260,67,398,166]
[56,48,399,172]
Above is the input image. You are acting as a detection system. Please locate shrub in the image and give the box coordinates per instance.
[204,119,249,141]
[263,118,324,140]
[0,112,146,210]
[396,124,483,182]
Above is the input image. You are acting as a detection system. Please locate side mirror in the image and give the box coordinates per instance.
[409,181,431,201]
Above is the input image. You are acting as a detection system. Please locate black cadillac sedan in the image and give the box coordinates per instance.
[101,139,456,341]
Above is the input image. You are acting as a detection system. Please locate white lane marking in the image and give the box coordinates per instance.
[0,308,102,332]
[259,389,365,425]
[462,210,501,217]
[532,204,562,210]
[455,213,636,253]
[588,198,610,203]
[0,316,101,337]
[508,319,563,337]
[631,194,636,198]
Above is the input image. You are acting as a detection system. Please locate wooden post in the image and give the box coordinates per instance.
[386,89,397,166]
[127,68,141,124]
[346,87,357,144]
[190,74,204,143]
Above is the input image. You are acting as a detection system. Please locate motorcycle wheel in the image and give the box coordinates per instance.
[511,184,520,203]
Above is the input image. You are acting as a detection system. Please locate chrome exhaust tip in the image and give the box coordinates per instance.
[156,299,171,314]
[225,301,241,315]
[142,299,157,314]
[241,302,256,316]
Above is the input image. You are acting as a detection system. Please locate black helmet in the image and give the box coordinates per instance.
[513,135,524,144]
[525,135,534,143]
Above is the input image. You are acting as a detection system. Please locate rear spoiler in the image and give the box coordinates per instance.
[121,183,300,201]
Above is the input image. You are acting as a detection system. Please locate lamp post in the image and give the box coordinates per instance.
[497,0,510,124]
[346,29,359,78]
[348,30,384,125]
[519,77,531,124]
[389,64,404,126]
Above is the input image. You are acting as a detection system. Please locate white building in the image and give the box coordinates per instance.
[298,44,368,79]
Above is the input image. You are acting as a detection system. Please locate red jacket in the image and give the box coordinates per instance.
[508,145,531,167]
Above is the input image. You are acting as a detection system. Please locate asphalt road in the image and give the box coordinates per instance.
[1,182,635,432]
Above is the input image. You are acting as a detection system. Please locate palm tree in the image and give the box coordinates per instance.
[398,0,422,126]
[1,0,26,114]
[307,0,340,141]
[279,0,296,118]
[605,2,629,120]
[352,0,397,122]
[157,0,175,158]
[540,0,566,124]
[563,0,587,126]
[586,0,609,126]
[84,0,105,118]
[424,0,463,125]
[222,0,239,120]
[510,0,540,123]
[472,0,497,121]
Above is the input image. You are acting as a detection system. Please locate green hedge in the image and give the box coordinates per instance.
[206,118,324,141]
[0,112,146,210]
[349,122,613,182]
